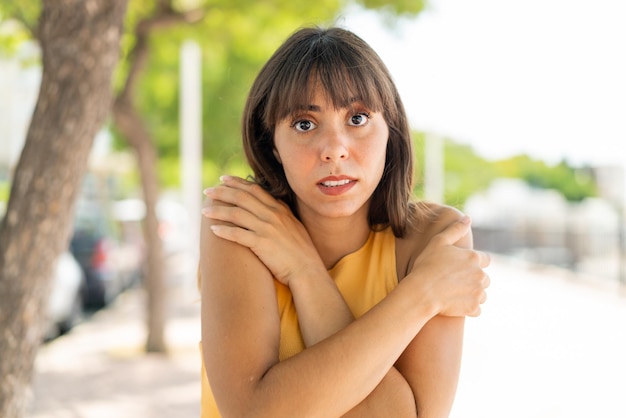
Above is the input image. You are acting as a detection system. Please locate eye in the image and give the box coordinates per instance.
[292,119,317,132]
[348,113,370,127]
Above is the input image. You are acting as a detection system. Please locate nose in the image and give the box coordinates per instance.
[320,127,349,162]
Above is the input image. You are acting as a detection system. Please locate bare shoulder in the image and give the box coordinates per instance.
[199,195,276,305]
[395,202,470,279]
[400,202,467,248]
[200,195,274,276]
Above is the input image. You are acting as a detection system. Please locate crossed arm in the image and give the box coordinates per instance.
[200,178,487,417]
[201,222,423,417]
[288,263,465,418]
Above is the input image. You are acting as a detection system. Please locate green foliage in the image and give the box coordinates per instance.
[0,180,9,204]
[412,132,498,209]
[411,131,426,197]
[0,22,29,57]
[357,0,425,21]
[411,133,598,208]
[0,2,40,36]
[443,140,499,208]
[111,0,341,188]
[494,155,597,202]
[0,2,38,59]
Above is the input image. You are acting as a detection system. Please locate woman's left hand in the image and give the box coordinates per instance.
[202,175,325,286]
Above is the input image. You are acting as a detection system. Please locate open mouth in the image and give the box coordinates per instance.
[320,179,353,187]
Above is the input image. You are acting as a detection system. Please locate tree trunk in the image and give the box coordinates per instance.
[0,1,127,416]
[112,99,167,353]
[108,5,198,353]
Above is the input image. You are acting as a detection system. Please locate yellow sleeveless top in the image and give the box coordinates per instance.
[201,226,398,417]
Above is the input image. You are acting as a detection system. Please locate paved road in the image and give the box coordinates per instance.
[28,285,202,418]
[28,258,626,417]
[452,259,626,418]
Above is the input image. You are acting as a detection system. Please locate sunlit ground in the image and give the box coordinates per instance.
[452,257,626,418]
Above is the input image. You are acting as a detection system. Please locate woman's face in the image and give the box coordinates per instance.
[273,88,389,224]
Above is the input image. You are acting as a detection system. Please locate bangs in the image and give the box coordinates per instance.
[262,31,396,127]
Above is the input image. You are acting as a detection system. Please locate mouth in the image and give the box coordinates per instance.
[320,179,354,188]
[316,176,357,196]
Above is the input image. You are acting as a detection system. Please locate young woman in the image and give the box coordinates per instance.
[199,26,490,418]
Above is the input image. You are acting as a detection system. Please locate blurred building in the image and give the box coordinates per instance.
[465,178,623,281]
[593,165,625,209]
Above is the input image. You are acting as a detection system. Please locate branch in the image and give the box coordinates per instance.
[156,0,174,14]
[136,6,205,33]
[116,6,207,105]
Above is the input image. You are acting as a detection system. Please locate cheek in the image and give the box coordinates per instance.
[371,145,388,186]
[372,126,389,169]
[279,150,311,188]
[374,153,387,183]
[370,139,388,173]
[280,148,305,170]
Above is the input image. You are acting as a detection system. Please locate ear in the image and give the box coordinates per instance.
[273,148,282,164]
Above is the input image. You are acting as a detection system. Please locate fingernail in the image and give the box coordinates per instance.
[219,175,231,182]
[460,215,471,224]
[203,187,214,195]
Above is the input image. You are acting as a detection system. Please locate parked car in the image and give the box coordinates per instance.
[70,199,144,308]
[45,251,85,340]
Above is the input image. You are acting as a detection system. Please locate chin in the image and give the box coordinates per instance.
[314,202,369,220]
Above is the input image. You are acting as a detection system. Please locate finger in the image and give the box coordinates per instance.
[219,175,280,208]
[482,273,491,289]
[204,184,269,217]
[468,306,482,318]
[209,224,257,249]
[435,216,471,246]
[203,175,252,197]
[479,288,488,304]
[476,250,491,268]
[202,204,259,232]
[219,174,250,185]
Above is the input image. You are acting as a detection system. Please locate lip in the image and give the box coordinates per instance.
[317,175,357,196]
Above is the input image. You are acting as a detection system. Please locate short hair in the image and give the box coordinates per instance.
[242,26,419,237]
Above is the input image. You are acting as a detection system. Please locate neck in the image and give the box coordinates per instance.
[301,213,371,270]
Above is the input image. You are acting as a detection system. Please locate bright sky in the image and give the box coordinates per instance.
[340,0,626,167]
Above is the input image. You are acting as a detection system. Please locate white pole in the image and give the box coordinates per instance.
[617,162,626,287]
[180,40,202,289]
[424,133,444,204]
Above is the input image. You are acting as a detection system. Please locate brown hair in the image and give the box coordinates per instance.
[242,26,419,237]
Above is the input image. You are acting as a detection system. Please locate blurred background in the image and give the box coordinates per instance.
[1,0,625,417]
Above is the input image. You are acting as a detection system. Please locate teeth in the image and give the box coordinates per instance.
[322,179,351,187]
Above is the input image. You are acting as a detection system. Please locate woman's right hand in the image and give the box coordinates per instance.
[407,216,491,318]
[202,175,327,287]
